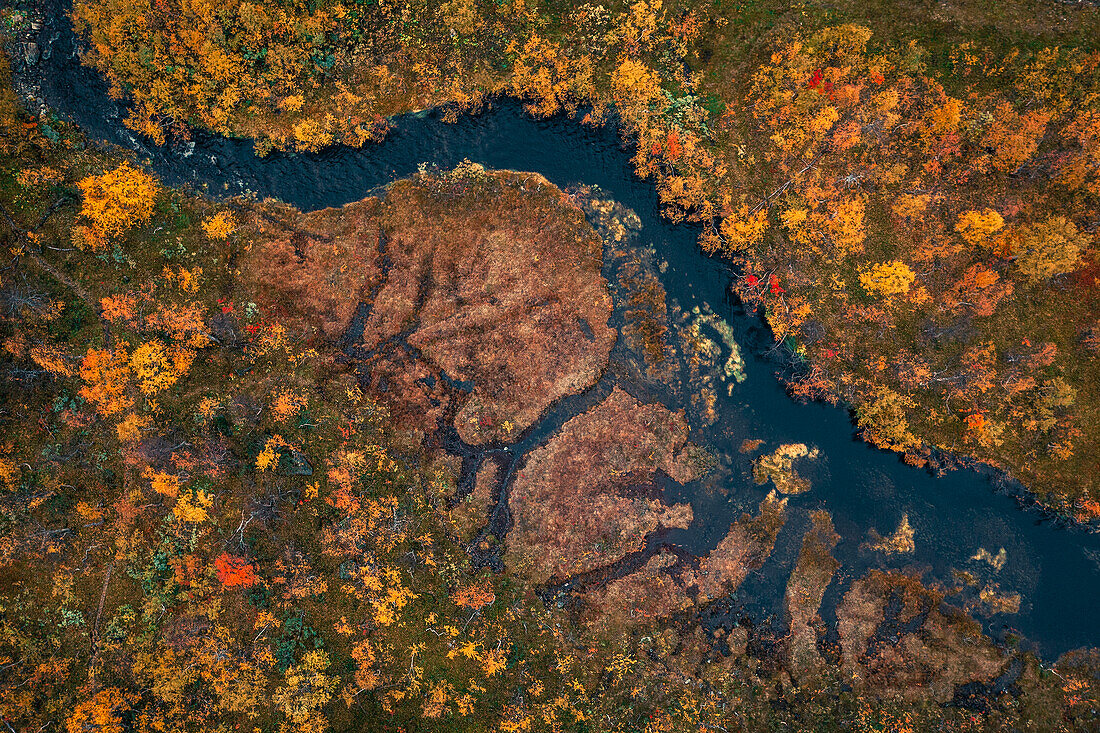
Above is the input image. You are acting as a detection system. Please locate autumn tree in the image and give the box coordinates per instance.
[75,162,159,249]
[980,102,1050,173]
[955,209,1004,247]
[717,205,769,252]
[945,264,1013,317]
[202,211,237,240]
[857,387,919,451]
[892,193,930,220]
[781,195,867,256]
[78,346,133,416]
[452,580,496,610]
[66,688,136,733]
[272,650,338,733]
[1058,110,1100,196]
[29,343,73,377]
[271,390,308,421]
[859,260,915,297]
[508,35,595,118]
[214,553,258,588]
[1010,216,1089,281]
[920,93,963,154]
[129,339,194,395]
[611,59,665,119]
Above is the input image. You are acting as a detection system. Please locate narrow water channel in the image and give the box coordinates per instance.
[26,1,1100,659]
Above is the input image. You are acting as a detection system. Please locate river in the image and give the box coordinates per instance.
[22,0,1100,659]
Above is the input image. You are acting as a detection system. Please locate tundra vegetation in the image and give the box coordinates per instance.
[0,1,1099,731]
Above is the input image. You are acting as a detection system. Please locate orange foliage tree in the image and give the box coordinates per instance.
[214,552,258,588]
[452,580,496,610]
[75,162,159,249]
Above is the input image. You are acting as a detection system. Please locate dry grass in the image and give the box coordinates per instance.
[245,167,616,442]
[785,510,840,682]
[505,386,701,584]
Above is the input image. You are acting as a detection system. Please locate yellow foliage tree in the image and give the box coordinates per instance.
[781,197,865,255]
[202,211,237,240]
[174,488,213,523]
[76,163,159,248]
[256,435,290,472]
[611,59,665,118]
[143,466,181,498]
[859,261,916,297]
[508,35,594,118]
[1010,216,1089,281]
[955,209,1004,246]
[857,387,919,451]
[293,118,334,152]
[923,96,963,140]
[272,650,339,733]
[129,340,194,395]
[718,205,769,252]
[439,0,480,35]
[147,303,210,347]
[0,457,19,489]
[117,412,151,443]
[826,196,866,254]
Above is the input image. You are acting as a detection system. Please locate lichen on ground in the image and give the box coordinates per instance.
[837,570,1008,702]
[785,510,840,682]
[582,491,789,627]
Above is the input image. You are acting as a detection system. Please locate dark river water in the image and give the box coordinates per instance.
[27,1,1100,659]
